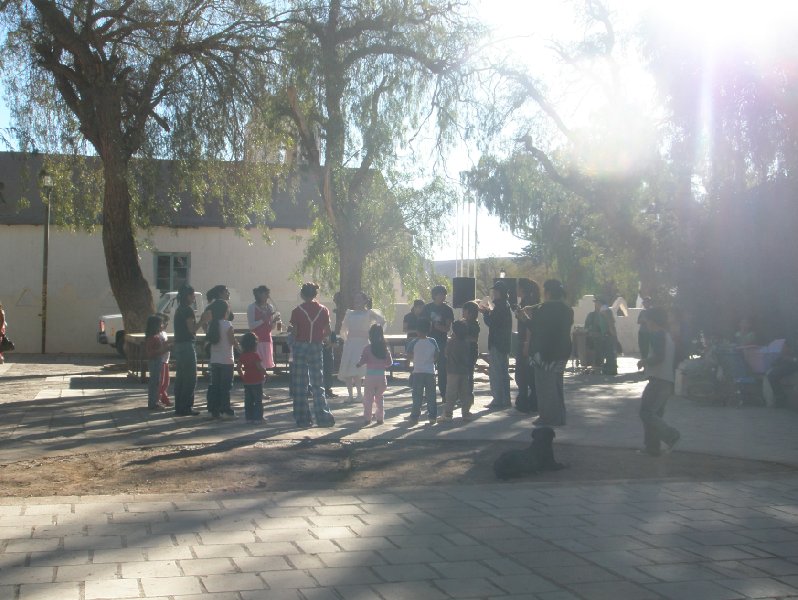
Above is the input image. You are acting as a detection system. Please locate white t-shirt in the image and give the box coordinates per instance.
[209,320,235,365]
[408,337,439,374]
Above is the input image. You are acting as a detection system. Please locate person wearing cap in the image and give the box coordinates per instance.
[423,285,454,398]
[480,281,513,410]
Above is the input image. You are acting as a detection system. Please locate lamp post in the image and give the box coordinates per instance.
[39,170,53,354]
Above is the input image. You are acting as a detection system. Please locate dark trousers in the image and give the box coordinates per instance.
[411,372,437,419]
[207,363,234,417]
[244,383,264,421]
[323,343,334,390]
[436,344,448,398]
[638,330,651,360]
[640,378,679,454]
[514,353,537,412]
[173,341,197,414]
[602,336,618,375]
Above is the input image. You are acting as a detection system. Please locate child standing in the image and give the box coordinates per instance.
[637,307,681,456]
[145,314,172,410]
[206,299,237,419]
[238,332,267,424]
[406,318,439,425]
[438,320,474,422]
[356,324,393,425]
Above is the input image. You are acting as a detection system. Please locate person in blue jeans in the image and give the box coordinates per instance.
[173,285,208,416]
[407,318,439,424]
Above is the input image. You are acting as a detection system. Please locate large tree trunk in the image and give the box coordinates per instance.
[335,236,364,333]
[101,152,154,338]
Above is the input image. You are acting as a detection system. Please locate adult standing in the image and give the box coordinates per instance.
[423,285,454,398]
[289,282,335,427]
[515,278,541,413]
[247,285,278,371]
[637,296,653,360]
[481,281,513,410]
[338,291,385,401]
[600,299,619,375]
[527,279,573,426]
[173,285,207,416]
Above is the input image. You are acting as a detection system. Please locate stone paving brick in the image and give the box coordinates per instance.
[293,539,339,554]
[140,575,203,596]
[179,557,238,575]
[199,531,257,544]
[432,544,500,562]
[707,559,772,579]
[428,560,497,579]
[538,564,621,585]
[144,545,194,561]
[435,576,505,598]
[332,585,383,600]
[743,558,798,576]
[84,577,141,599]
[63,535,122,550]
[24,503,73,515]
[640,562,725,581]
[120,559,182,578]
[307,515,365,528]
[28,549,91,566]
[241,590,301,600]
[18,581,80,600]
[230,555,291,573]
[372,563,438,582]
[646,580,746,600]
[6,537,60,552]
[313,504,364,516]
[718,577,798,598]
[568,580,662,600]
[336,536,396,551]
[315,550,385,567]
[201,572,269,592]
[283,553,325,570]
[56,562,118,581]
[377,547,442,565]
[245,541,301,556]
[258,569,318,589]
[308,566,381,586]
[488,573,559,595]
[313,526,357,540]
[511,550,590,569]
[2,565,55,584]
[299,588,341,600]
[481,557,532,576]
[371,581,449,600]
[125,502,174,513]
[254,528,315,542]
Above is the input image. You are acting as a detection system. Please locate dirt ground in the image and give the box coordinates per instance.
[2,357,796,497]
[2,438,796,497]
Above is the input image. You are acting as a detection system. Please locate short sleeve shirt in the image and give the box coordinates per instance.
[239,351,264,384]
[424,302,454,348]
[408,337,439,374]
[174,305,196,343]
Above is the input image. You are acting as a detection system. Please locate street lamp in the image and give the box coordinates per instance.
[39,169,53,354]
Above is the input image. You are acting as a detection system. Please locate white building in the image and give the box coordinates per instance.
[0,152,324,354]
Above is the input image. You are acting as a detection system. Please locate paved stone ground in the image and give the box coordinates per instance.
[3,356,798,599]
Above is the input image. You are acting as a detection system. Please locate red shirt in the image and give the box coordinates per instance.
[290,301,330,343]
[238,351,264,384]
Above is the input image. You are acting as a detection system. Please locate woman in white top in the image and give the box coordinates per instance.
[337,292,385,401]
[206,299,238,419]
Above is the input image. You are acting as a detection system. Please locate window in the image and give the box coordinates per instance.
[155,253,190,292]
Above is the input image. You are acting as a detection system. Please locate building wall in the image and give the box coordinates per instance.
[0,225,313,354]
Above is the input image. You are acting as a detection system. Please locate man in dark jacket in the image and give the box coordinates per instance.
[515,278,541,413]
[481,281,513,409]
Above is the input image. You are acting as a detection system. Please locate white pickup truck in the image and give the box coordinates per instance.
[97,292,207,357]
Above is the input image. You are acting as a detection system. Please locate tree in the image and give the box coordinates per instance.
[273,0,481,328]
[0,1,279,334]
[470,1,663,296]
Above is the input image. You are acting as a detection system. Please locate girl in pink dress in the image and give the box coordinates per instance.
[247,285,279,371]
[356,324,393,425]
